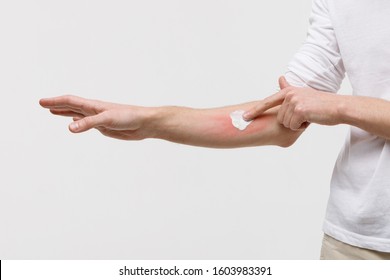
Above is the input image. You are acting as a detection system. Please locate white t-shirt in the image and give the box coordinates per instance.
[285,0,390,252]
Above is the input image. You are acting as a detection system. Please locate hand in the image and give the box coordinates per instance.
[243,77,342,130]
[39,95,154,140]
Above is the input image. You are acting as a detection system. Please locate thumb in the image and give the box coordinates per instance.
[69,112,108,133]
[279,76,290,89]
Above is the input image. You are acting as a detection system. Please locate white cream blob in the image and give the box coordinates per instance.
[230,110,252,131]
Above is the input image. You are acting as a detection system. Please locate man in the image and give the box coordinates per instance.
[40,0,390,259]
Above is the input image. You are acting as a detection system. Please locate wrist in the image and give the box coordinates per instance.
[336,95,362,126]
[335,95,352,125]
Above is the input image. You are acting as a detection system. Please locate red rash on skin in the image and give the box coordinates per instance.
[155,105,302,148]
[218,112,271,133]
[190,112,274,148]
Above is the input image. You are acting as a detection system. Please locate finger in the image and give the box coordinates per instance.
[69,112,110,133]
[276,99,290,126]
[50,109,85,119]
[40,95,83,108]
[279,76,291,90]
[47,105,85,115]
[243,87,290,121]
[289,113,307,131]
[40,95,100,115]
[282,103,295,129]
[73,117,82,122]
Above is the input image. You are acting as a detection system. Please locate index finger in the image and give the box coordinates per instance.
[39,95,105,116]
[39,95,86,109]
[243,87,290,121]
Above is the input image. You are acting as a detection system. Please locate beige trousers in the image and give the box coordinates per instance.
[320,234,390,260]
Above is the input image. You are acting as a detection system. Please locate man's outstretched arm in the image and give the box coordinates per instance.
[39,93,304,149]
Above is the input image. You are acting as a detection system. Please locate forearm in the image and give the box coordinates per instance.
[146,102,303,148]
[338,95,390,140]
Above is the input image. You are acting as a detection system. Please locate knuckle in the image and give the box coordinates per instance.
[80,102,86,112]
[285,92,295,100]
[290,96,298,103]
[63,94,74,102]
[294,106,305,116]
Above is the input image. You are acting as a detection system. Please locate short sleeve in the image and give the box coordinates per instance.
[285,0,345,92]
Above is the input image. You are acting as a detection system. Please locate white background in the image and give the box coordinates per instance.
[0,0,351,259]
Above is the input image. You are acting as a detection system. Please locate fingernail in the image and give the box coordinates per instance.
[39,98,47,106]
[243,112,250,120]
[70,122,79,131]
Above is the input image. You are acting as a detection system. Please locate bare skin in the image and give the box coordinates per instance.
[39,77,304,149]
[244,77,390,140]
